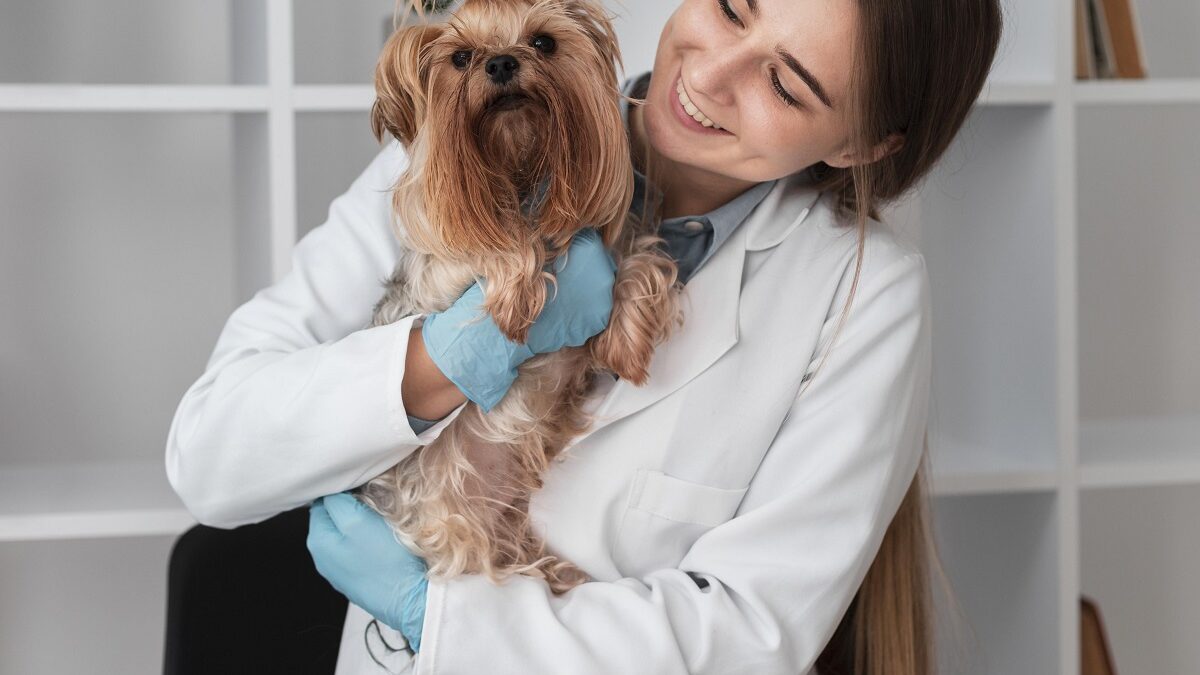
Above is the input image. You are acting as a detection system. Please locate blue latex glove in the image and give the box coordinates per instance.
[307,492,430,653]
[421,227,617,412]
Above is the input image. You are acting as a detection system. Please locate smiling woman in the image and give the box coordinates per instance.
[632,0,869,214]
[626,1,1003,673]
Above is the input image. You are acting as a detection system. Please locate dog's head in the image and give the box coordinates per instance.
[372,0,632,261]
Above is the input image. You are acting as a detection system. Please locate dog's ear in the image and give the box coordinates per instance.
[561,0,624,81]
[371,21,446,146]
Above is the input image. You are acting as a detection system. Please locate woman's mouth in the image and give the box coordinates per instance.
[671,74,731,136]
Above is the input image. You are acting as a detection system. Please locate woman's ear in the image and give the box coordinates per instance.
[822,132,905,169]
[371,21,445,145]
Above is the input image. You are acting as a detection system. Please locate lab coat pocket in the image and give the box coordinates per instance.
[613,468,749,576]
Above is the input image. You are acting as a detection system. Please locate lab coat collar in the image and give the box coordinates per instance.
[584,173,823,436]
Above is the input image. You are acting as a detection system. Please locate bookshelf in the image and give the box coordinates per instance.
[0,0,1195,672]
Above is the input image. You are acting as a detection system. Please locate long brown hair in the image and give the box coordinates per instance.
[809,1,1003,674]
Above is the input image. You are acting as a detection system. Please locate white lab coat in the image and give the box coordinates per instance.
[166,138,931,675]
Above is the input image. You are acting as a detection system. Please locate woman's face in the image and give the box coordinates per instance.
[641,0,876,185]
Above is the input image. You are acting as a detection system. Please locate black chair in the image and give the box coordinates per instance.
[163,507,348,674]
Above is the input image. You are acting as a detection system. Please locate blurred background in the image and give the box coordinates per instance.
[0,0,1196,673]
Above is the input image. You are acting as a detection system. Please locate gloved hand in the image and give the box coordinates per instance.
[421,227,617,412]
[307,492,430,653]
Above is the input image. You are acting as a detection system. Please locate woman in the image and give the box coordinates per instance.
[166,0,1001,672]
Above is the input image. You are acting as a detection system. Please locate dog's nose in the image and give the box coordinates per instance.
[485,54,519,85]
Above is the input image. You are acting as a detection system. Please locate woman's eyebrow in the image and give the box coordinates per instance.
[745,0,835,110]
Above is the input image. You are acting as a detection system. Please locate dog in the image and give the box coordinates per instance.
[356,0,683,596]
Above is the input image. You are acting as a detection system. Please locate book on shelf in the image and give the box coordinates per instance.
[1075,0,1096,79]
[1077,0,1148,80]
[1081,596,1119,675]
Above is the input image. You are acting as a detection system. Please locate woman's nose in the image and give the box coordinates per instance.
[688,46,748,105]
[486,54,519,85]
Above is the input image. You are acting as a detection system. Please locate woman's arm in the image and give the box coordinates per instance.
[165,139,468,529]
[404,325,467,421]
[410,252,933,675]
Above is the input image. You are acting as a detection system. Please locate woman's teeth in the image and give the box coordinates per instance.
[676,79,722,130]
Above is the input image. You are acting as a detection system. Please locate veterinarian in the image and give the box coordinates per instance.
[166,0,1002,673]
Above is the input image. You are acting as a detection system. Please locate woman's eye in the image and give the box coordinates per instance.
[771,69,801,108]
[716,0,800,110]
[451,50,472,69]
[717,0,742,25]
[531,34,556,54]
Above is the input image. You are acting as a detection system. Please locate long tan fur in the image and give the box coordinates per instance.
[359,0,683,595]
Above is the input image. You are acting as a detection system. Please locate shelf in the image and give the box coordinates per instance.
[0,84,269,112]
[934,466,1059,497]
[1079,415,1200,490]
[930,437,1059,497]
[0,82,1062,113]
[1074,79,1200,105]
[293,85,375,111]
[0,460,193,542]
[977,83,1056,106]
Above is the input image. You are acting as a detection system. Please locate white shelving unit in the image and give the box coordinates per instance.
[1,0,1195,672]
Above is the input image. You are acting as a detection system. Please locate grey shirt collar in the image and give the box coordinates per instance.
[619,71,778,269]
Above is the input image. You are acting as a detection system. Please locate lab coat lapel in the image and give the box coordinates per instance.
[584,175,821,436]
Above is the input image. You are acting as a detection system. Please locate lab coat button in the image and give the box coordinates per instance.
[684,220,705,231]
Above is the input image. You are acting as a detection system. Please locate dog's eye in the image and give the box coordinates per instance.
[530,35,556,55]
[451,50,472,69]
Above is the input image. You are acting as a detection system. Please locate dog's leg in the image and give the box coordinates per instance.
[497,348,599,594]
[478,251,548,346]
[358,418,512,580]
[588,235,684,385]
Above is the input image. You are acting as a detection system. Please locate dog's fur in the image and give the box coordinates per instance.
[357,0,683,595]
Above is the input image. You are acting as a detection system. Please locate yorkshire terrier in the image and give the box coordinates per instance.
[356,0,683,595]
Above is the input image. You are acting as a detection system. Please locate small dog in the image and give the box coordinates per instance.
[357,0,683,595]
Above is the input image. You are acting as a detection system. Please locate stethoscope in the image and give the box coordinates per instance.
[364,618,415,673]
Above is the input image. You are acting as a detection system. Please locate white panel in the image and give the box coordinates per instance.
[916,106,1059,476]
[604,0,676,81]
[0,0,259,85]
[1081,485,1200,674]
[987,0,1056,85]
[233,114,275,304]
[295,112,388,242]
[1077,104,1200,420]
[294,0,400,85]
[0,536,175,674]
[1127,0,1200,78]
[0,113,250,464]
[933,493,1060,674]
[232,0,269,86]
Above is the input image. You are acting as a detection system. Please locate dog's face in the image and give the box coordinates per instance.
[372,0,632,260]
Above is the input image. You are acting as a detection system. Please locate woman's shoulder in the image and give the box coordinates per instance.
[764,176,925,291]
[811,190,923,266]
